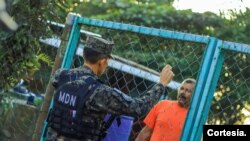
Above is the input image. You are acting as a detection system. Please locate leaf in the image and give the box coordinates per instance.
[13,0,21,5]
[38,53,53,66]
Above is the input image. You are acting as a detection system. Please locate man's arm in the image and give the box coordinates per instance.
[135,126,153,141]
[86,64,174,117]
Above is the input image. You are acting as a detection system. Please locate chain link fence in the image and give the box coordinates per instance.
[41,21,206,140]
[78,25,206,140]
[1,15,250,141]
[207,49,250,125]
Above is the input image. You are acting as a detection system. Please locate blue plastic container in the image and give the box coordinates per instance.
[103,115,134,141]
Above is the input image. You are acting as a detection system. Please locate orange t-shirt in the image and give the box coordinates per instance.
[143,100,188,141]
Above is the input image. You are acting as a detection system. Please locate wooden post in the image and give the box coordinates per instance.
[32,13,79,141]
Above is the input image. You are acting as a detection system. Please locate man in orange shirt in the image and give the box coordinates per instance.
[135,78,196,141]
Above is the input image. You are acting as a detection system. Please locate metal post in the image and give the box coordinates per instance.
[191,41,224,141]
[32,13,79,141]
[191,40,224,141]
[181,37,218,141]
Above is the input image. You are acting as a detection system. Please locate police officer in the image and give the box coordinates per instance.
[46,36,174,141]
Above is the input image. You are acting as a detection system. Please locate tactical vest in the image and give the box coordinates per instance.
[48,71,102,139]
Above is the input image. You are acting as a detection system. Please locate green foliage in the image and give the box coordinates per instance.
[0,94,39,140]
[0,0,53,90]
[37,53,54,66]
[1,0,250,127]
[70,0,250,125]
[0,93,14,129]
[217,8,250,44]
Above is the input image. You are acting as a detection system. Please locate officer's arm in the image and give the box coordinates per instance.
[88,84,164,117]
[135,126,153,141]
[88,64,173,117]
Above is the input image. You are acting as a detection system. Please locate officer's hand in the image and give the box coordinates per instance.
[159,64,174,86]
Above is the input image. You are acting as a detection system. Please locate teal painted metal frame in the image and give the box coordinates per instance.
[194,41,224,141]
[61,17,81,69]
[41,16,250,141]
[40,17,81,141]
[222,41,250,53]
[182,39,250,141]
[190,40,223,140]
[181,37,218,141]
[77,17,209,44]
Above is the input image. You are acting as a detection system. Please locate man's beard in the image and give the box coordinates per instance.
[178,93,186,107]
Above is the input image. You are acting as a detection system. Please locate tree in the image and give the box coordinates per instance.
[1,1,250,140]
[0,0,54,90]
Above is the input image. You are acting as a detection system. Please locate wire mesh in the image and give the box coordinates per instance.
[2,12,250,140]
[74,25,206,140]
[0,20,206,140]
[207,49,250,125]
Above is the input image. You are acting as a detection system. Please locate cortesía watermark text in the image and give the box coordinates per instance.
[207,129,246,136]
[203,125,250,141]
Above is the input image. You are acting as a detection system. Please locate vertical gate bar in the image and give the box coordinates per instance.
[39,15,81,141]
[181,37,217,141]
[195,47,224,141]
[190,40,224,141]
